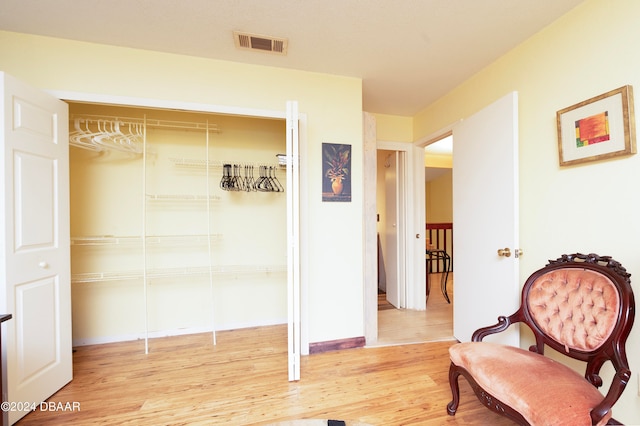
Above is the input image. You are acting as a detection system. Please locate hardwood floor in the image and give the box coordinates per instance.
[374,273,454,346]
[16,273,514,425]
[16,324,513,425]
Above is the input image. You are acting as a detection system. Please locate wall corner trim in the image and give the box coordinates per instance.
[308,336,366,354]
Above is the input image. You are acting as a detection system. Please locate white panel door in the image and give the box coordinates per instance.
[0,72,71,424]
[286,101,300,381]
[452,91,519,345]
[384,151,400,308]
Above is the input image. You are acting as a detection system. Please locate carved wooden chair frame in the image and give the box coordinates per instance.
[447,253,635,425]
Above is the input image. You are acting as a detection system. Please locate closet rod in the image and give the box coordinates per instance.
[170,158,283,168]
[69,116,143,154]
[70,114,220,132]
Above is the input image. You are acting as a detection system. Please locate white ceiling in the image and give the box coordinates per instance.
[0,0,584,116]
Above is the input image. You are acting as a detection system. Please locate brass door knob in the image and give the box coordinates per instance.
[497,248,511,257]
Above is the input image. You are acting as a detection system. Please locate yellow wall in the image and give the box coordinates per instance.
[372,113,413,142]
[0,30,364,345]
[424,154,452,169]
[414,0,640,422]
[425,171,453,224]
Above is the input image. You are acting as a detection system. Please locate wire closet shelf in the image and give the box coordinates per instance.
[69,114,220,154]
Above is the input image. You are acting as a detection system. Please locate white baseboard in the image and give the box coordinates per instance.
[72,317,287,347]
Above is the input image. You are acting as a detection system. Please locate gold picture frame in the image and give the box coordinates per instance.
[557,85,636,166]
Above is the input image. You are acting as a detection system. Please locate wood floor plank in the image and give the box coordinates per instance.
[375,273,455,346]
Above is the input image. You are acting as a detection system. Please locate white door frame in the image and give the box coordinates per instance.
[363,113,377,344]
[365,138,424,345]
[376,141,415,308]
[414,123,459,310]
[378,141,426,311]
[365,122,461,345]
[47,89,310,357]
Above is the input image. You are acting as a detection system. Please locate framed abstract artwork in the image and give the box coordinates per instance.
[557,85,636,166]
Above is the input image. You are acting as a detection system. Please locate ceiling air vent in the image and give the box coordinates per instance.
[233,31,288,55]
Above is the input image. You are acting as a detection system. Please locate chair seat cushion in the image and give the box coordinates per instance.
[449,342,611,426]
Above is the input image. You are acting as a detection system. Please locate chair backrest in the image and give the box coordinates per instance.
[521,253,634,371]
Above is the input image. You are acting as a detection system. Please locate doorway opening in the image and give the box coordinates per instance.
[424,134,453,298]
[368,92,520,348]
[373,134,453,346]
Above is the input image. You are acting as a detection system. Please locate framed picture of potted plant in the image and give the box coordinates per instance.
[322,142,351,202]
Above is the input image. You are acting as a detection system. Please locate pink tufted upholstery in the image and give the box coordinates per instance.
[449,342,611,425]
[446,253,635,426]
[527,269,620,352]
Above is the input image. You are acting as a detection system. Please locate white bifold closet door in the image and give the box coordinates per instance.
[286,101,300,381]
[1,72,73,425]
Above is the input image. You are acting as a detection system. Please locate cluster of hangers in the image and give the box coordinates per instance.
[220,164,284,192]
[69,116,144,154]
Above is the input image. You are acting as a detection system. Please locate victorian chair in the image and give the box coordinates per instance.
[447,253,635,425]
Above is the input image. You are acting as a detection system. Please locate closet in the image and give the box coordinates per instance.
[68,102,287,352]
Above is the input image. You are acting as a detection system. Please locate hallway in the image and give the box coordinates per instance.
[371,273,454,347]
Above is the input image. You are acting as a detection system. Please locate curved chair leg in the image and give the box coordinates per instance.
[447,362,461,415]
[441,252,451,303]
